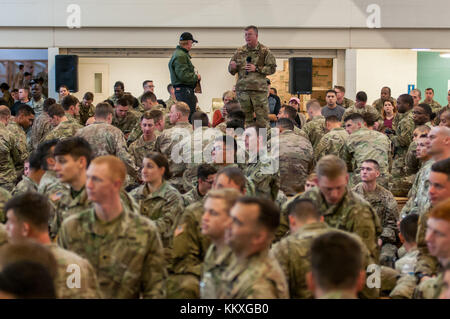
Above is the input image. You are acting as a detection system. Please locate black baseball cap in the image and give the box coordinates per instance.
[180,32,198,43]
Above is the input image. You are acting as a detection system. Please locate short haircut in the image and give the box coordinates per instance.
[53,137,93,166]
[5,192,51,231]
[429,198,450,223]
[61,95,79,111]
[316,155,347,179]
[326,89,337,96]
[362,112,379,127]
[148,109,164,123]
[236,197,280,233]
[114,81,124,89]
[47,104,65,118]
[226,118,245,130]
[103,99,115,108]
[191,111,209,127]
[95,102,114,118]
[142,80,153,88]
[0,106,11,118]
[356,91,368,102]
[431,158,450,179]
[425,88,434,93]
[28,150,42,170]
[362,159,380,171]
[143,152,171,180]
[0,83,10,90]
[228,110,245,122]
[224,102,241,115]
[90,155,126,184]
[281,104,298,121]
[287,198,321,221]
[244,25,258,35]
[400,213,419,243]
[43,98,56,113]
[270,87,278,94]
[141,91,157,103]
[334,85,345,93]
[310,232,363,290]
[411,89,422,98]
[417,103,433,118]
[415,125,431,136]
[116,97,129,107]
[325,115,340,124]
[174,101,191,117]
[140,109,162,122]
[11,88,18,93]
[0,260,56,299]
[197,164,217,180]
[216,166,246,192]
[59,85,69,91]
[343,112,364,124]
[306,99,321,111]
[382,86,391,94]
[399,93,414,107]
[276,118,294,131]
[36,139,58,170]
[205,188,241,214]
[17,104,35,116]
[83,92,94,101]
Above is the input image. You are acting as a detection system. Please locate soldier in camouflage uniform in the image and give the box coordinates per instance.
[170,167,248,298]
[218,197,289,299]
[183,164,217,207]
[0,186,11,223]
[112,97,140,139]
[334,85,355,108]
[129,152,184,258]
[79,92,95,126]
[314,115,348,162]
[4,192,102,298]
[276,118,313,196]
[272,198,378,299]
[434,90,449,126]
[107,81,125,106]
[389,94,416,196]
[372,87,396,114]
[423,88,442,114]
[342,91,382,127]
[243,124,279,201]
[29,98,54,151]
[352,159,398,266]
[12,152,42,196]
[405,126,431,176]
[0,223,7,246]
[287,155,382,262]
[276,105,309,140]
[76,102,139,182]
[228,25,276,126]
[341,113,392,188]
[129,111,159,173]
[5,105,31,174]
[154,102,193,192]
[302,99,327,148]
[165,83,177,111]
[44,104,83,142]
[58,156,167,299]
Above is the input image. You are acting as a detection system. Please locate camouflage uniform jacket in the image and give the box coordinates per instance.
[58,205,167,299]
[229,42,277,92]
[340,97,355,109]
[278,130,314,195]
[12,175,38,196]
[79,102,95,125]
[352,183,398,244]
[414,271,444,299]
[405,141,421,176]
[390,110,415,175]
[0,223,7,247]
[372,97,396,114]
[217,250,289,299]
[271,222,377,299]
[112,111,140,136]
[200,244,235,299]
[301,115,326,148]
[424,99,442,114]
[129,135,157,172]
[30,97,45,117]
[183,185,204,207]
[0,123,25,191]
[295,187,382,261]
[244,154,280,201]
[415,209,439,277]
[30,112,53,151]
[75,122,139,180]
[5,121,29,171]
[44,120,83,142]
[48,243,102,299]
[314,127,348,163]
[341,127,391,186]
[342,104,381,122]
[129,181,184,249]
[0,187,12,223]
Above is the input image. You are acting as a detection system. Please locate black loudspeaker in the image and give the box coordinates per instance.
[55,55,78,92]
[289,57,312,94]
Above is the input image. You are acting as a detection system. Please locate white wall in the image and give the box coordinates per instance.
[77,57,236,114]
[355,49,417,104]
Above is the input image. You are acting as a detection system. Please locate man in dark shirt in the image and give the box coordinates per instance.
[321,89,345,121]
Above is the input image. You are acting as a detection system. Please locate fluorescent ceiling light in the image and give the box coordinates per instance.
[440,53,450,58]
[411,48,430,51]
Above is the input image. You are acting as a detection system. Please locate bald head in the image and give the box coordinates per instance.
[428,126,450,159]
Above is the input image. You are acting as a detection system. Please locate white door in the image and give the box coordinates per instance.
[74,63,109,104]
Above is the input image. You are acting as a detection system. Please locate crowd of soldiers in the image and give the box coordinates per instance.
[0,27,450,300]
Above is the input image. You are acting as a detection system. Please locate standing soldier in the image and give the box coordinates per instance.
[372,87,396,114]
[228,25,276,127]
[168,32,200,122]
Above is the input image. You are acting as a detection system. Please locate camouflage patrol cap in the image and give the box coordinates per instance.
[180,32,198,43]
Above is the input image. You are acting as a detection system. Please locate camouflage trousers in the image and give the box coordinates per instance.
[236,90,269,126]
[166,274,200,299]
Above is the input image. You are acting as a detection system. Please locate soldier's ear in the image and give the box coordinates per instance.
[356,270,366,292]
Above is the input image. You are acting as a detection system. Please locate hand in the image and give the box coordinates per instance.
[268,114,278,122]
[229,61,237,70]
[378,238,383,247]
[197,74,201,81]
[245,63,256,73]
